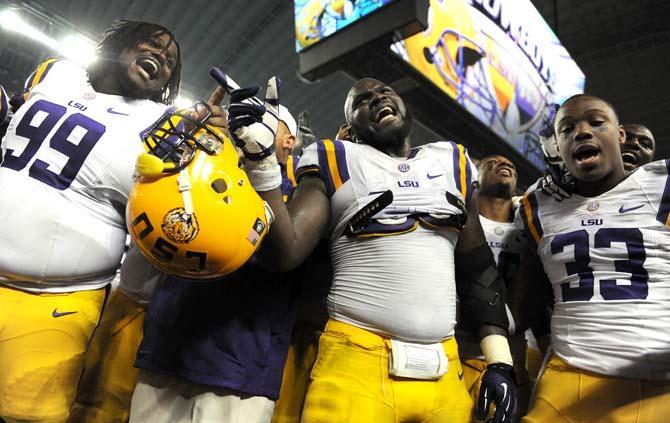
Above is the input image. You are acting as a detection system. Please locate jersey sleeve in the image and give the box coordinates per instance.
[23,57,62,98]
[517,191,544,254]
[295,139,351,197]
[280,154,300,202]
[445,141,478,206]
[636,159,670,227]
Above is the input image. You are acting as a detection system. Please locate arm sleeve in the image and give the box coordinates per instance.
[295,139,350,197]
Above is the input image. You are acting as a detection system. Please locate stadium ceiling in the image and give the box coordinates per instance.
[1,0,669,185]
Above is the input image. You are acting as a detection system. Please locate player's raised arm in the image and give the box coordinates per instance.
[224,74,329,271]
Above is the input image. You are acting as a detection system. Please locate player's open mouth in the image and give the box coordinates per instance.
[573,144,600,166]
[374,105,397,124]
[136,56,161,80]
[497,167,513,177]
[621,151,638,167]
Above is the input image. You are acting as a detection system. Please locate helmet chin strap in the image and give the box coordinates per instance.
[177,169,194,215]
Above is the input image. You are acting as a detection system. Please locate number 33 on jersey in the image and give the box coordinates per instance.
[518,160,670,380]
[0,59,169,291]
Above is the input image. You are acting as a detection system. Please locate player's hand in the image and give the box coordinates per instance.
[182,86,228,135]
[335,123,351,141]
[227,76,281,161]
[203,85,228,131]
[540,173,571,201]
[477,363,517,423]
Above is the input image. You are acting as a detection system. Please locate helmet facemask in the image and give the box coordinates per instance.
[141,102,224,175]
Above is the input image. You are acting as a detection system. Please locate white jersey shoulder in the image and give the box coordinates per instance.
[519,160,670,380]
[0,59,169,292]
[297,139,478,239]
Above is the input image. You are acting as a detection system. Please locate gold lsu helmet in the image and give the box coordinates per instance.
[126,105,274,280]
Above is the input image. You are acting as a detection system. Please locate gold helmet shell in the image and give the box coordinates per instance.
[126,106,273,279]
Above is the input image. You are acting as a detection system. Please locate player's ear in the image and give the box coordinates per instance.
[618,125,626,144]
[283,133,296,150]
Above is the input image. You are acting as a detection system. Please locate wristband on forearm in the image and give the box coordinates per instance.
[245,155,282,192]
[480,334,513,366]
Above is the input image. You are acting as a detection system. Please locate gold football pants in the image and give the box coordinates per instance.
[301,319,473,423]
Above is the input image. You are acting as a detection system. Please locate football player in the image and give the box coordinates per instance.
[230,77,517,423]
[127,97,302,423]
[458,155,529,422]
[0,20,184,423]
[622,123,656,172]
[514,94,670,422]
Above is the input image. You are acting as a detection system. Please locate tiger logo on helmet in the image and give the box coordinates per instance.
[126,104,274,279]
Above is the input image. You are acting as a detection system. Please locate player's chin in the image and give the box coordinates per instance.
[123,70,161,98]
[127,79,162,100]
[569,164,608,182]
[375,120,409,141]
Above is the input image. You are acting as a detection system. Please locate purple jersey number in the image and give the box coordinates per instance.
[551,228,648,302]
[2,99,105,190]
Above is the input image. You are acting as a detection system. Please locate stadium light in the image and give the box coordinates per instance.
[0,8,97,66]
[60,34,97,66]
[0,8,58,50]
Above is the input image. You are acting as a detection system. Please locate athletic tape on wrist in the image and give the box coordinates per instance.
[246,156,282,192]
[480,334,513,366]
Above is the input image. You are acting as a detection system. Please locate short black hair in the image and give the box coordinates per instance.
[559,94,619,122]
[87,20,181,105]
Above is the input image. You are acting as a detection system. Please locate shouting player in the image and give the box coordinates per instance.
[229,77,517,423]
[458,155,529,422]
[622,123,656,172]
[516,94,670,422]
[0,20,183,423]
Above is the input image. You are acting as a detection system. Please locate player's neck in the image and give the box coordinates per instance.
[478,195,513,223]
[275,148,289,165]
[373,139,411,158]
[90,73,122,97]
[575,167,627,197]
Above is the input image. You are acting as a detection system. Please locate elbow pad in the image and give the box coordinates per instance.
[456,243,509,332]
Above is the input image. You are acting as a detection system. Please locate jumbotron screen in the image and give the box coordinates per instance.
[391,0,585,169]
[295,0,395,52]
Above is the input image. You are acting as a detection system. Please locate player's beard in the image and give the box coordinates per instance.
[115,60,162,101]
[355,109,412,148]
[480,181,513,199]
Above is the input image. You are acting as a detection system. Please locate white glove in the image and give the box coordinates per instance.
[227,77,283,191]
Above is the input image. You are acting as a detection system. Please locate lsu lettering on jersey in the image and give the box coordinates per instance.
[480,215,526,283]
[0,59,169,292]
[519,160,670,380]
[296,139,477,342]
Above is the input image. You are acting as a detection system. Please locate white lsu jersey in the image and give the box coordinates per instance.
[296,139,478,342]
[479,215,526,280]
[0,59,169,292]
[519,160,670,380]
